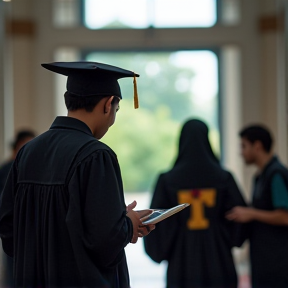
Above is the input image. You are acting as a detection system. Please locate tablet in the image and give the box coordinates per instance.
[141,203,190,225]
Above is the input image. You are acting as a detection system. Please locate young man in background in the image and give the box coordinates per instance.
[227,124,288,288]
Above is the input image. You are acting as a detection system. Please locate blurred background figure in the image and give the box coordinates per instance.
[0,130,36,192]
[0,129,36,288]
[227,125,288,288]
[144,118,247,288]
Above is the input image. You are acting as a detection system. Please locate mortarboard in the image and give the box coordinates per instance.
[41,61,139,108]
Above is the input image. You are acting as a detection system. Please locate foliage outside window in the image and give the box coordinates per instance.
[86,51,219,192]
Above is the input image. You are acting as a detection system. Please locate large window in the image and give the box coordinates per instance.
[53,0,241,28]
[84,0,217,29]
[85,50,219,192]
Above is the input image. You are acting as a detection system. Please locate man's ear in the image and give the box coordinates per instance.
[254,140,263,151]
[104,96,114,114]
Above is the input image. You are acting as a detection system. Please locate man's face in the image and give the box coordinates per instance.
[240,137,257,165]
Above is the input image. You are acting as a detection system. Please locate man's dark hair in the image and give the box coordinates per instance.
[11,130,36,150]
[64,92,119,112]
[239,125,273,152]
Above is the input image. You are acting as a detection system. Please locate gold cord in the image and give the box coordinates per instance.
[133,74,139,109]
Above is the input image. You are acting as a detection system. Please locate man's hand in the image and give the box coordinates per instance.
[226,206,254,223]
[136,209,155,237]
[126,201,155,243]
[226,206,288,226]
[138,224,155,237]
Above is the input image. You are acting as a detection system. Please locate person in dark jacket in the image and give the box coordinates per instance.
[0,61,154,288]
[0,129,35,192]
[227,124,288,288]
[144,118,247,288]
[0,129,35,288]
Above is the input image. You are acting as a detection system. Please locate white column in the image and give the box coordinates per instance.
[0,1,5,162]
[0,1,14,162]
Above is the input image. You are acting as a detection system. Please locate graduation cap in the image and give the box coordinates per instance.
[41,61,140,108]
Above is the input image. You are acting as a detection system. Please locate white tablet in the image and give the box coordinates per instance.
[141,203,190,225]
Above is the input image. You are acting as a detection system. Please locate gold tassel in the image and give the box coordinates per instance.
[133,74,139,109]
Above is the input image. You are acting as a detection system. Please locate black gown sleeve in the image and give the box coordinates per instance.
[0,161,17,257]
[66,149,133,269]
[144,173,178,263]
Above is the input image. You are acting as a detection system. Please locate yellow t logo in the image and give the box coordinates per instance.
[178,189,216,230]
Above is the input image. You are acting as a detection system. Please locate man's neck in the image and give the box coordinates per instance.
[256,152,274,172]
[67,111,95,135]
[67,109,106,139]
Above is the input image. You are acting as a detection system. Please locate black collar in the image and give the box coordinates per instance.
[50,116,94,137]
[258,155,278,178]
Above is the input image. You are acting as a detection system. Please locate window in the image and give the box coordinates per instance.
[53,0,80,27]
[85,50,219,192]
[84,0,217,29]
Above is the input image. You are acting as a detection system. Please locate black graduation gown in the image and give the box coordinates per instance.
[0,116,133,288]
[144,119,247,288]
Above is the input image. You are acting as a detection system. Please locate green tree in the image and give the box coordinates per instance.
[102,100,180,192]
[87,52,195,121]
[87,51,220,192]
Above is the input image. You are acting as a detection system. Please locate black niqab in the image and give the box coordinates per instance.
[144,118,247,288]
[174,119,219,167]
